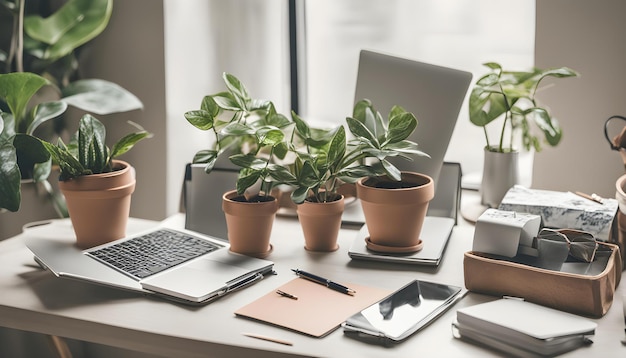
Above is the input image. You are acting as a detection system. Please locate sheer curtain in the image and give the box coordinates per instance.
[164,0,290,214]
[300,0,535,186]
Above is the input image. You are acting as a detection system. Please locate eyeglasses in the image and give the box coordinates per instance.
[536,228,598,263]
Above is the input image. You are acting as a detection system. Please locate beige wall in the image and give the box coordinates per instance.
[534,0,626,198]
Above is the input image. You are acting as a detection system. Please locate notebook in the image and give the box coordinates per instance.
[453,298,597,356]
[24,219,273,304]
[235,277,391,337]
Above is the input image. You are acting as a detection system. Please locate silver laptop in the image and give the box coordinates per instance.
[347,50,472,264]
[24,221,273,305]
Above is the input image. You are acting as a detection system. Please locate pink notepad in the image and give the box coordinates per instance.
[235,277,392,337]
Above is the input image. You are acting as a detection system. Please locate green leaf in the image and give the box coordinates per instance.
[236,170,261,195]
[381,159,401,181]
[193,149,218,165]
[267,164,297,184]
[14,134,51,179]
[42,139,86,180]
[223,73,250,110]
[256,126,284,147]
[291,186,310,204]
[346,116,378,147]
[185,110,214,130]
[229,153,267,170]
[211,92,240,111]
[385,111,417,144]
[24,0,113,61]
[200,95,220,116]
[220,122,255,137]
[292,110,310,138]
[110,131,152,159]
[0,138,20,212]
[27,101,68,135]
[0,72,50,126]
[327,125,346,168]
[528,107,562,147]
[78,114,107,172]
[61,79,143,115]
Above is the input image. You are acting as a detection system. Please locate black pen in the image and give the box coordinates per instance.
[291,269,356,295]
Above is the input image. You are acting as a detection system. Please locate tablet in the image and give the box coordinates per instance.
[342,279,465,345]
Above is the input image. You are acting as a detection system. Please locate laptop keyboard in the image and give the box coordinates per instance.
[86,229,223,279]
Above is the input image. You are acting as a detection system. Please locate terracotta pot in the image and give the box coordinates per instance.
[59,160,135,249]
[480,147,520,208]
[356,172,434,251]
[222,190,278,258]
[296,195,345,252]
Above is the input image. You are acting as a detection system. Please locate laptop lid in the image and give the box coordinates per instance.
[353,50,472,186]
[23,220,273,304]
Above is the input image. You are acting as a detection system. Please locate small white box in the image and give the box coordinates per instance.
[473,208,542,257]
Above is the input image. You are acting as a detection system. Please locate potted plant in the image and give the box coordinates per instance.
[289,99,430,252]
[185,73,294,258]
[0,0,143,238]
[469,62,579,207]
[42,114,151,248]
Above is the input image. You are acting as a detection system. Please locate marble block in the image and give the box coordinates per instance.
[498,186,618,241]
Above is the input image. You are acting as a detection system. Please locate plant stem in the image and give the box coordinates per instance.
[16,0,24,72]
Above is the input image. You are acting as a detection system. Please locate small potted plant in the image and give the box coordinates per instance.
[289,99,430,252]
[185,73,294,258]
[42,114,151,248]
[469,62,579,207]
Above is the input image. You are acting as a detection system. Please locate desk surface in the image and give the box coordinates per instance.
[0,193,625,358]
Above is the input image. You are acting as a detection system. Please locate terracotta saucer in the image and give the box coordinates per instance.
[365,237,423,254]
[231,244,274,259]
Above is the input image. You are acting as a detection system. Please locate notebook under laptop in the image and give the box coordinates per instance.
[24,220,273,305]
[347,50,472,265]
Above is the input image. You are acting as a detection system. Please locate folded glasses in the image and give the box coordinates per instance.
[536,228,599,263]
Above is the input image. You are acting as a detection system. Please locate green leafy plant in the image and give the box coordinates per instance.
[0,0,143,212]
[0,72,63,211]
[288,99,429,204]
[185,73,294,201]
[469,62,579,153]
[42,114,151,181]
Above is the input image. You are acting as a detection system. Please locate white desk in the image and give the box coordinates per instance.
[0,197,624,357]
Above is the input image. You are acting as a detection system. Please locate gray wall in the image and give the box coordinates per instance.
[534,0,626,198]
[78,0,168,220]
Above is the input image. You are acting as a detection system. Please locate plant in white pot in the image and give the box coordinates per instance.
[42,114,151,248]
[469,62,579,208]
[185,73,294,258]
[289,99,429,253]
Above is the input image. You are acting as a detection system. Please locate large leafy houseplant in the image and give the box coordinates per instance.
[289,98,428,204]
[469,62,579,153]
[0,0,143,213]
[185,72,293,201]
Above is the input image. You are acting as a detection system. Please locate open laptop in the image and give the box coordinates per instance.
[346,50,472,265]
[24,220,273,305]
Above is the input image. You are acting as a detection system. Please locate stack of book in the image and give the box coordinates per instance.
[453,298,596,357]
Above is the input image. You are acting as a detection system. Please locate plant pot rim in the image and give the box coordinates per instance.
[484,145,519,154]
[222,189,277,204]
[357,171,433,191]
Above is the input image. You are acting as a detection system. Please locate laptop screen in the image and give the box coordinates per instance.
[353,50,472,186]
